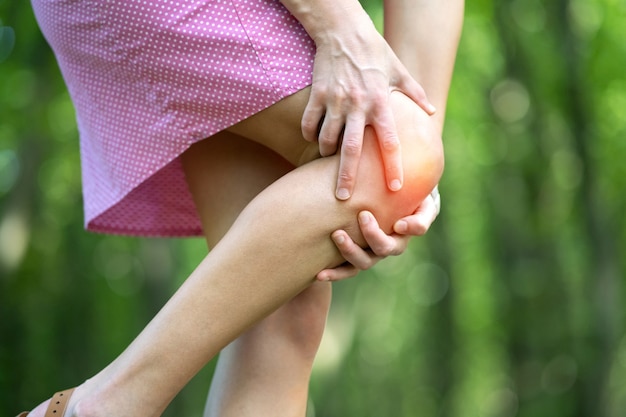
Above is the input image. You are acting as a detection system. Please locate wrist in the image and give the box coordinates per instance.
[279,0,374,44]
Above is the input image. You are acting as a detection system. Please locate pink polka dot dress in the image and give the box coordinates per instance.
[31,0,315,236]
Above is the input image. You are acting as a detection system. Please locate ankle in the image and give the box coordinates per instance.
[71,389,129,417]
[65,380,114,417]
[72,397,99,417]
[73,377,167,417]
[60,384,99,417]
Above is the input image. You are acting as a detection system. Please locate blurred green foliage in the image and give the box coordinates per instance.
[1,0,625,416]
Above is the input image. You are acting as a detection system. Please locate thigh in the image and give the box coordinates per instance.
[224,91,444,236]
[182,127,333,373]
[181,130,296,247]
[226,87,321,168]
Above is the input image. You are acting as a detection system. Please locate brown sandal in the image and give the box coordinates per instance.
[17,388,75,417]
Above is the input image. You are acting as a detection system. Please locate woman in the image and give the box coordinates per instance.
[21,0,463,415]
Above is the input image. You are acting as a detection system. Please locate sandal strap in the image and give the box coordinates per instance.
[45,388,75,417]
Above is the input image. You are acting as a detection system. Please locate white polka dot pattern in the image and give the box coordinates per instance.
[32,0,315,236]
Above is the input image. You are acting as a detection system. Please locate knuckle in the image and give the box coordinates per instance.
[370,242,387,257]
[380,243,397,257]
[341,137,362,156]
[344,265,359,278]
[301,118,318,134]
[341,245,358,258]
[311,84,329,98]
[362,261,375,271]
[380,133,400,151]
[319,131,336,146]
[348,89,365,106]
[337,170,354,185]
[413,221,429,236]
[332,88,347,103]
[372,91,387,106]
[355,257,374,270]
[338,243,358,258]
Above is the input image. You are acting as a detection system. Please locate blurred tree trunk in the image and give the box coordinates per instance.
[491,0,624,416]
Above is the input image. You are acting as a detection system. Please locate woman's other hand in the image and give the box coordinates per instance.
[303,23,435,201]
[316,186,441,282]
[278,0,435,201]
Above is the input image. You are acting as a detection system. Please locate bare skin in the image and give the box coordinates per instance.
[201,90,441,417]
[24,88,442,417]
[172,128,331,417]
[190,125,442,417]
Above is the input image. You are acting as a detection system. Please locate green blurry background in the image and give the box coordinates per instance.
[1,0,625,416]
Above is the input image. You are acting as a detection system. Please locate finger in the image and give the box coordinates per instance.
[316,264,360,282]
[372,105,403,193]
[330,230,379,270]
[359,211,407,256]
[301,96,326,142]
[394,67,436,115]
[335,114,365,200]
[318,110,345,157]
[430,185,441,215]
[393,189,440,236]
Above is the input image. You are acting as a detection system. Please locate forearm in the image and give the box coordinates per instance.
[384,0,464,133]
[279,0,374,42]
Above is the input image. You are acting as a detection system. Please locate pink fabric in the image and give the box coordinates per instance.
[32,0,315,236]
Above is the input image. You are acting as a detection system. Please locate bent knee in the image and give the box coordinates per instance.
[347,93,444,237]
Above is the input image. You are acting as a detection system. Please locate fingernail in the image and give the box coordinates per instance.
[333,233,345,245]
[427,104,437,114]
[359,211,370,225]
[394,220,408,233]
[336,188,350,200]
[390,179,402,191]
[317,273,330,282]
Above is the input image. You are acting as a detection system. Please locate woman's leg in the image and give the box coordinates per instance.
[205,283,330,417]
[27,91,441,417]
[25,136,332,417]
[200,87,443,416]
[187,135,331,417]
